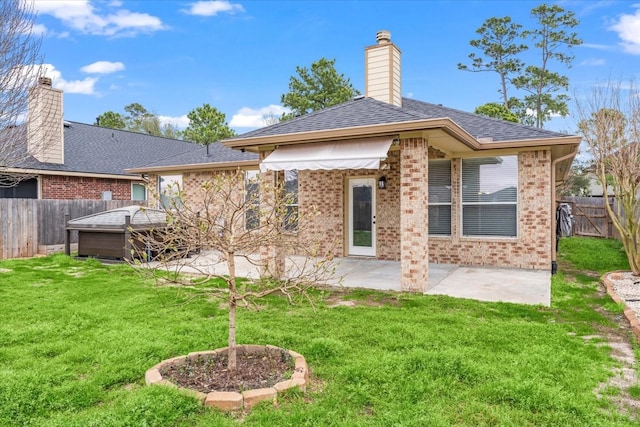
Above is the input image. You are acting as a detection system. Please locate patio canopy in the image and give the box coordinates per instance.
[259,136,394,171]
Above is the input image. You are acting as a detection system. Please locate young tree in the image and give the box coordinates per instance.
[280,58,360,120]
[512,3,581,128]
[0,0,46,187]
[181,103,236,145]
[131,170,337,371]
[474,102,519,123]
[458,17,527,108]
[576,80,640,274]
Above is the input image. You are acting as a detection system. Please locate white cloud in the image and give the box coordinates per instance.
[80,61,125,74]
[42,64,98,95]
[610,8,640,54]
[230,105,290,128]
[159,115,190,129]
[31,23,48,36]
[33,0,167,37]
[184,1,245,16]
[579,58,606,66]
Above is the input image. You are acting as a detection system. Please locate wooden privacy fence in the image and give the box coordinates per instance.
[0,199,146,259]
[558,196,617,239]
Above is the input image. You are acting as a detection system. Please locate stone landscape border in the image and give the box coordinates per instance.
[602,271,640,343]
[145,345,308,411]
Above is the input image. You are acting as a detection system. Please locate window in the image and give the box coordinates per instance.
[428,160,451,236]
[158,175,182,209]
[0,177,38,198]
[132,183,146,201]
[461,156,517,237]
[245,170,260,230]
[284,170,298,232]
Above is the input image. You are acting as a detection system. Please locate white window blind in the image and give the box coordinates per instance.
[428,160,451,236]
[461,156,518,237]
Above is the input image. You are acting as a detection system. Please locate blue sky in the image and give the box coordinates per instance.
[31,0,640,135]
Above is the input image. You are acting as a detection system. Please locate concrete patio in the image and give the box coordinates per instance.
[150,252,551,306]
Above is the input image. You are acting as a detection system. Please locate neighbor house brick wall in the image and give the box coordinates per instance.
[429,150,552,270]
[40,175,133,200]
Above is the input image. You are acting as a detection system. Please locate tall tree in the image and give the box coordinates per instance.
[458,17,527,108]
[280,58,360,120]
[95,111,126,129]
[512,3,581,128]
[0,0,46,187]
[95,103,178,138]
[181,103,236,145]
[576,79,640,274]
[474,102,519,122]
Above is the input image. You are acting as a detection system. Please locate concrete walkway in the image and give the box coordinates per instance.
[149,252,551,306]
[319,257,550,306]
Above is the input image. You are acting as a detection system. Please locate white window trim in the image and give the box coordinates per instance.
[459,156,519,239]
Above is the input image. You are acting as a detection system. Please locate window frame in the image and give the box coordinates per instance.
[157,174,183,209]
[244,170,260,231]
[460,155,518,238]
[131,182,147,201]
[283,169,299,233]
[428,159,452,237]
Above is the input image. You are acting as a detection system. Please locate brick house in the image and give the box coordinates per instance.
[0,77,204,201]
[131,31,581,292]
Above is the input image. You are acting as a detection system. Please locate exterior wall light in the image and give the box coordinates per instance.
[378,176,387,189]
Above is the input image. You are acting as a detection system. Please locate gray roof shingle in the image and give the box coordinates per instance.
[12,121,256,175]
[227,97,572,143]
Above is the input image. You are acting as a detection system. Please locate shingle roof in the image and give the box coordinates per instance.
[227,97,573,143]
[12,121,256,176]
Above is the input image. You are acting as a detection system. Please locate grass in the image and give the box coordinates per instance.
[0,237,638,425]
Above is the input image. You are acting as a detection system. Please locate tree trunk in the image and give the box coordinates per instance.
[227,251,237,372]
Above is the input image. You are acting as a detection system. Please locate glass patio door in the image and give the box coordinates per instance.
[348,178,376,256]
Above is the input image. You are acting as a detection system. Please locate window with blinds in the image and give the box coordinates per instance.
[461,156,518,237]
[428,160,451,236]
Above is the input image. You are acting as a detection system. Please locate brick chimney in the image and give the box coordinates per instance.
[27,77,64,164]
[365,30,402,107]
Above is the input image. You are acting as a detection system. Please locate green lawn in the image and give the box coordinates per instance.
[0,237,637,426]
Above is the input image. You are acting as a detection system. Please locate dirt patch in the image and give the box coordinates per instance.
[159,349,293,393]
[0,268,12,273]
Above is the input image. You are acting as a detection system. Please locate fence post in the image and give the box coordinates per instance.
[64,213,71,256]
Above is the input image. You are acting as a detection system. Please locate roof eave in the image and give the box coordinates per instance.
[126,159,259,174]
[223,118,483,151]
[0,167,143,181]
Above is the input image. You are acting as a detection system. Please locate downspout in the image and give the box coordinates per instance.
[551,144,580,274]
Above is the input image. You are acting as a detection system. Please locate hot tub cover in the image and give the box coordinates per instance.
[66,205,166,230]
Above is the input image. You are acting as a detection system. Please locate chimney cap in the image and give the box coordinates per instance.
[38,76,52,86]
[376,30,391,44]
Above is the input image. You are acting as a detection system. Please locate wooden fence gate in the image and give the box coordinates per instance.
[558,196,614,239]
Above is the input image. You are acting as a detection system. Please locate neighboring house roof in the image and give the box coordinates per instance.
[126,140,258,174]
[230,97,570,143]
[7,121,252,178]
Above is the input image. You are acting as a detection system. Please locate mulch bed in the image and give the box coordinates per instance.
[158,349,294,393]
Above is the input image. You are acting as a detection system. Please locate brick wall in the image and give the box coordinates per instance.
[296,149,401,259]
[41,175,133,200]
[429,150,552,270]
[154,148,553,272]
[399,137,429,292]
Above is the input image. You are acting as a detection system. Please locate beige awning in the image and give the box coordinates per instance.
[259,136,393,172]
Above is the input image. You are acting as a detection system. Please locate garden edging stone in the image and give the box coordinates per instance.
[602,271,640,343]
[145,345,308,412]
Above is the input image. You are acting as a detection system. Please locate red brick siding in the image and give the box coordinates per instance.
[429,150,552,270]
[399,137,429,291]
[40,175,133,200]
